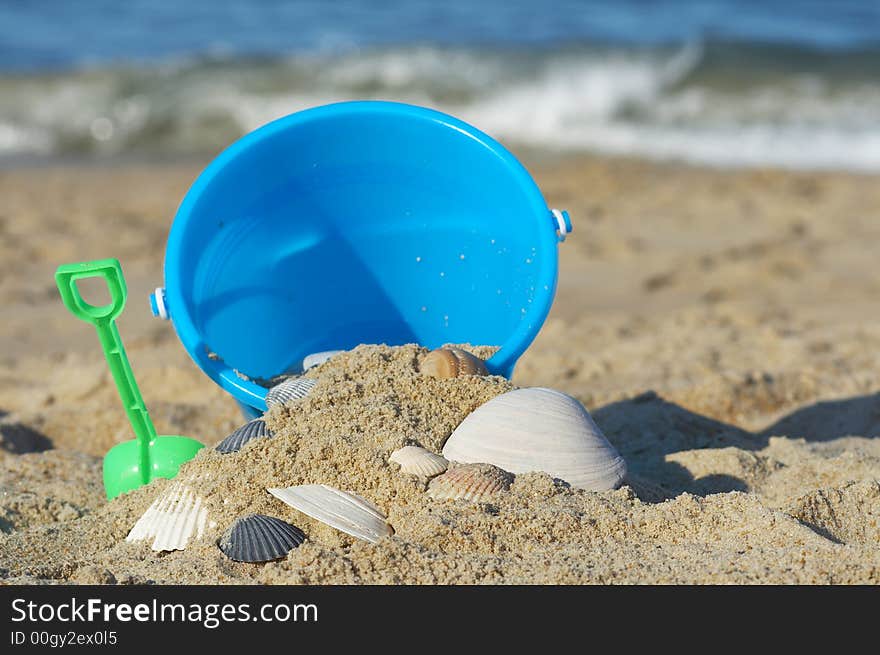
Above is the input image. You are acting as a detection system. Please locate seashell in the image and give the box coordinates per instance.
[389,446,448,477]
[267,484,392,544]
[420,348,488,378]
[265,377,317,408]
[303,350,344,370]
[427,463,513,502]
[126,480,209,551]
[442,387,627,491]
[219,514,306,563]
[215,419,274,453]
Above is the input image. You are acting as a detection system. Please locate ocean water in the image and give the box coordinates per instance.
[1,0,879,170]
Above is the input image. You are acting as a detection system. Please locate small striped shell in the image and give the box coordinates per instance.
[126,480,210,551]
[219,514,306,563]
[268,484,392,544]
[419,348,488,378]
[216,419,273,453]
[389,446,448,477]
[427,463,513,502]
[265,377,317,407]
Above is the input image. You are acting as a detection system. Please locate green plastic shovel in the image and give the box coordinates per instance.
[55,258,204,499]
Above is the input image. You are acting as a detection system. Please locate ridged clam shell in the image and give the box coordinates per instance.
[219,514,306,563]
[427,463,513,502]
[420,348,488,378]
[215,419,274,453]
[389,446,448,477]
[303,350,344,370]
[126,481,209,551]
[265,377,317,407]
[442,387,627,491]
[267,484,392,544]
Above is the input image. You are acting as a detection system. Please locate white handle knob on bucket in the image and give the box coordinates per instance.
[149,287,169,320]
[551,209,572,242]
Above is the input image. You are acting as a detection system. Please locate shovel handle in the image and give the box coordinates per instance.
[55,259,157,483]
[56,258,127,323]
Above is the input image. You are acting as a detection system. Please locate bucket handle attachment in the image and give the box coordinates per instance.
[551,209,572,242]
[150,287,170,320]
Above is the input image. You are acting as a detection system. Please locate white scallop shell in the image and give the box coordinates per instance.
[303,350,344,370]
[442,387,627,491]
[126,480,210,551]
[389,446,448,477]
[267,484,392,544]
[427,463,512,502]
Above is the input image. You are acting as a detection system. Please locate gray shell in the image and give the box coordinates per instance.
[215,419,274,454]
[219,514,306,563]
[265,377,317,407]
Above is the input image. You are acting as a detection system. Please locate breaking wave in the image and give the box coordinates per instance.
[2,40,880,170]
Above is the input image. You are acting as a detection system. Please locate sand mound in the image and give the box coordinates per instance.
[1,344,878,585]
[786,480,880,546]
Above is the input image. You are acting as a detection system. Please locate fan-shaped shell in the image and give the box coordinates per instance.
[303,350,344,370]
[420,348,488,378]
[389,446,448,477]
[126,480,209,551]
[427,463,513,502]
[267,484,392,544]
[219,514,306,563]
[265,377,317,407]
[442,387,627,491]
[215,419,274,453]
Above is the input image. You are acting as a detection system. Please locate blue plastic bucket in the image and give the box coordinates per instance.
[152,101,571,416]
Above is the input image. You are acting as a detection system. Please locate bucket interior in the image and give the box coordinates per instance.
[167,104,556,390]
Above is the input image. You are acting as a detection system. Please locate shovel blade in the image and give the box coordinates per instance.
[103,435,204,499]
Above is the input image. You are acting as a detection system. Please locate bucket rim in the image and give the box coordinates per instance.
[164,100,557,410]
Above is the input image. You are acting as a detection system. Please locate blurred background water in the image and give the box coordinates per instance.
[1,0,879,169]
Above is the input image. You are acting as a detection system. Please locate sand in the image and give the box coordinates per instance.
[1,156,879,584]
